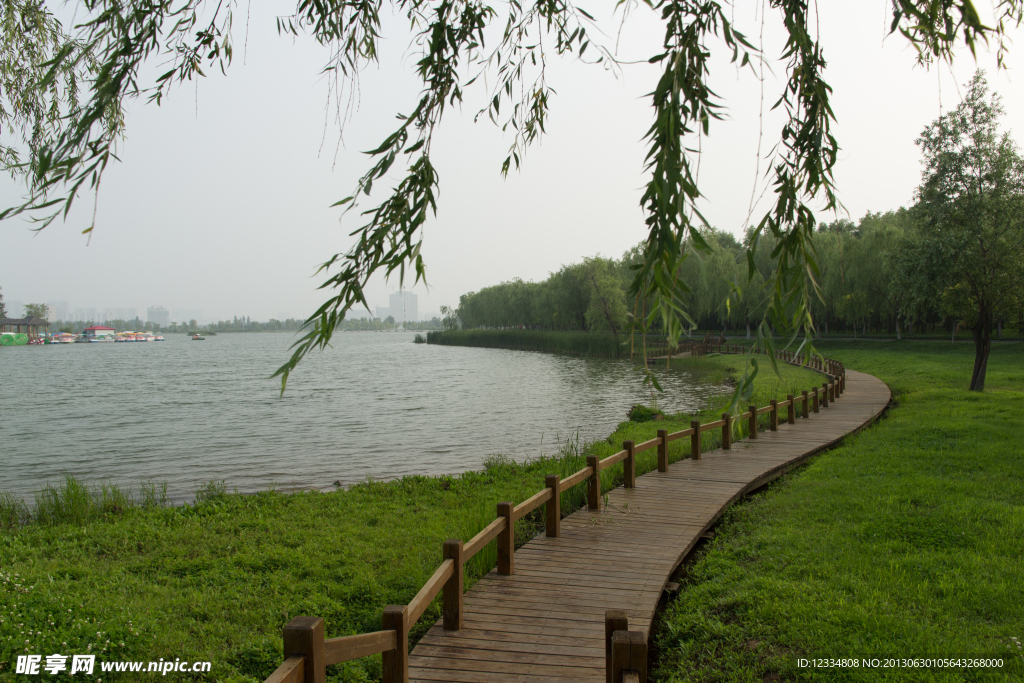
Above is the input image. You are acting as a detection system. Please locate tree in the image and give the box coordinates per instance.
[0,286,5,318]
[0,2,1020,394]
[583,257,628,341]
[23,302,49,319]
[908,71,1024,391]
[439,305,460,331]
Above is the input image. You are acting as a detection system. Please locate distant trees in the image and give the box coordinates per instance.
[0,286,5,318]
[451,199,1022,348]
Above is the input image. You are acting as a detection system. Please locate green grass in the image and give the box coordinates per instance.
[654,340,1024,682]
[0,353,821,682]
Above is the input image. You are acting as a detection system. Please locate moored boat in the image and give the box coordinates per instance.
[191,334,205,340]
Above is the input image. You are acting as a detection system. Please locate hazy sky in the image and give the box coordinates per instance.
[1,1,1021,323]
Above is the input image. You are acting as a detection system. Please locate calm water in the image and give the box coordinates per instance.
[1,333,726,502]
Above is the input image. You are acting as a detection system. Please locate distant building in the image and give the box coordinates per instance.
[82,325,116,340]
[73,307,98,323]
[147,306,170,326]
[388,291,418,324]
[47,301,70,322]
[104,307,137,322]
[7,300,24,318]
[375,306,391,320]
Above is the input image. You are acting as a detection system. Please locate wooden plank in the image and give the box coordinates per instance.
[325,631,397,665]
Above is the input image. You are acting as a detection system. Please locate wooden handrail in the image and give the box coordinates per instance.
[407,559,454,624]
[598,449,629,471]
[513,487,554,521]
[634,437,661,453]
[559,465,593,491]
[264,656,304,683]
[324,631,397,666]
[666,427,694,441]
[260,348,848,683]
[464,517,505,559]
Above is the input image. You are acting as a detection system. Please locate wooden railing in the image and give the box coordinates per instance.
[262,349,846,683]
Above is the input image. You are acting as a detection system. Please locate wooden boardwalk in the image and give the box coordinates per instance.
[407,370,891,682]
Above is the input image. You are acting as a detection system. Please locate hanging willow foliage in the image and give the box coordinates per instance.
[1,0,1021,403]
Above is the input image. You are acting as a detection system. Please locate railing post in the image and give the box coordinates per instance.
[690,421,701,460]
[497,501,514,575]
[787,395,795,425]
[830,379,837,402]
[812,388,819,413]
[748,405,757,439]
[605,610,628,683]
[801,390,809,419]
[821,383,829,408]
[442,539,463,631]
[586,456,601,511]
[769,400,778,431]
[610,631,648,683]
[545,475,560,538]
[282,617,325,683]
[721,413,732,450]
[656,429,668,472]
[381,606,408,683]
[623,441,636,488]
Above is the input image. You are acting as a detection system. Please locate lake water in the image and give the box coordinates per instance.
[1,332,727,502]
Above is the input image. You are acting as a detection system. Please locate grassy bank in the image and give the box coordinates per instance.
[0,354,820,682]
[655,340,1024,682]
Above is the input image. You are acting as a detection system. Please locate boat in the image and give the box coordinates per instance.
[191,334,205,340]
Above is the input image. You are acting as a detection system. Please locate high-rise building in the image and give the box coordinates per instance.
[388,291,418,324]
[73,307,98,322]
[147,306,170,326]
[375,306,392,320]
[47,301,70,321]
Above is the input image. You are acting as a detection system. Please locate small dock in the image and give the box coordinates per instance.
[407,370,890,682]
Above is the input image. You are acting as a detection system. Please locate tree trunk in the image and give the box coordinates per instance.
[896,317,901,340]
[746,321,751,339]
[970,317,992,392]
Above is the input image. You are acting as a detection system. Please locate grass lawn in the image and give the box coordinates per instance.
[655,341,1024,682]
[0,353,820,682]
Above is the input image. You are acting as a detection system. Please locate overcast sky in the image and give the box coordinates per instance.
[1,1,1021,323]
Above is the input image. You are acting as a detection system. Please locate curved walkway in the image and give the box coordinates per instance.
[407,370,891,682]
